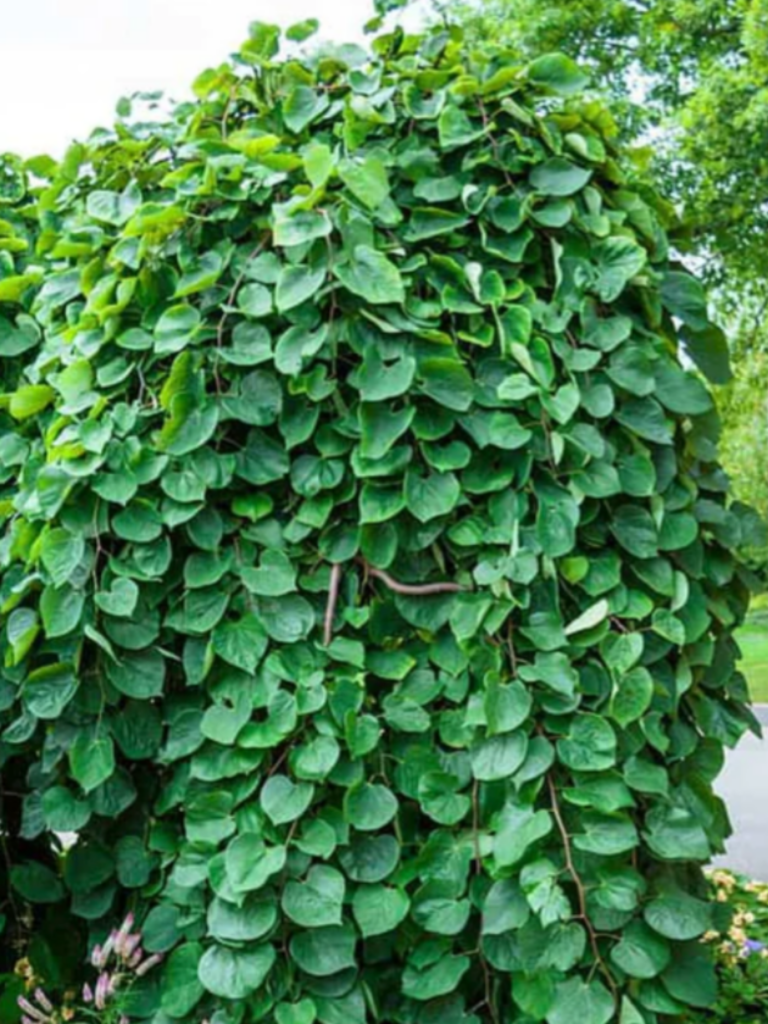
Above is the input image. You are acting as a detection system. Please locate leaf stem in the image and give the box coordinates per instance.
[546,771,619,1003]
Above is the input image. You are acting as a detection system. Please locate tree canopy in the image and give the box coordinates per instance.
[455,0,768,316]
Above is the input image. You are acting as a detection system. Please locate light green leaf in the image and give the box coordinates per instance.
[344,783,398,831]
[290,925,356,977]
[334,245,405,305]
[339,154,390,209]
[282,866,345,927]
[198,943,275,999]
[69,734,115,793]
[528,53,589,95]
[261,775,314,825]
[546,978,614,1024]
[174,251,224,297]
[531,158,592,196]
[352,885,410,937]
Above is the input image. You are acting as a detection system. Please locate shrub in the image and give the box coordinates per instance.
[0,13,762,1024]
[687,870,768,1024]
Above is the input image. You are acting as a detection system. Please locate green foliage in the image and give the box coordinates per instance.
[735,601,768,702]
[718,350,768,520]
[0,13,760,1024]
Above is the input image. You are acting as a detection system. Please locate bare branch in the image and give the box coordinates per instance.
[546,772,619,1003]
[323,562,343,646]
[366,565,465,596]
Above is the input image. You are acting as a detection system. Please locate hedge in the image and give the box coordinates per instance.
[0,12,763,1024]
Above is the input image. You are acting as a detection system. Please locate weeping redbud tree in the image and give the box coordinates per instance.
[0,10,763,1024]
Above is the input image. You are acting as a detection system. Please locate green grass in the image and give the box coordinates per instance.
[737,606,768,703]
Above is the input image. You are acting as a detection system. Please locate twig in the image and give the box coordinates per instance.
[506,620,518,674]
[322,559,465,647]
[267,725,306,778]
[471,779,483,874]
[323,562,343,646]
[478,99,515,190]
[546,772,619,1003]
[366,565,464,596]
[267,746,292,778]
[479,953,500,1024]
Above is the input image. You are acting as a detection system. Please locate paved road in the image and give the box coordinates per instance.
[712,704,768,880]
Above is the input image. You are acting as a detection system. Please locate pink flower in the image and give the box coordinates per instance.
[100,930,117,963]
[82,982,93,1003]
[90,944,104,969]
[94,972,111,1010]
[122,932,142,960]
[33,990,54,1014]
[135,953,164,978]
[127,950,141,970]
[17,996,51,1023]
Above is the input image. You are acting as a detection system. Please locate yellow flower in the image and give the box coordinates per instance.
[703,930,721,943]
[732,910,755,927]
[712,870,737,893]
[62,1008,75,1022]
[13,958,32,979]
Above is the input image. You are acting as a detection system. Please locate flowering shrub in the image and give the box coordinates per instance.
[685,870,768,1024]
[13,915,162,1024]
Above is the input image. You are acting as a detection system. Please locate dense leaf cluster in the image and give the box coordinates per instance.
[0,16,762,1024]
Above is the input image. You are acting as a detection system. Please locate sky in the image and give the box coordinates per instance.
[0,0,431,158]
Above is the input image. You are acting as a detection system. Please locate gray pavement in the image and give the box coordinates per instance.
[712,704,768,880]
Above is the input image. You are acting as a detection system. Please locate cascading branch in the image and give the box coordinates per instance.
[0,14,764,1024]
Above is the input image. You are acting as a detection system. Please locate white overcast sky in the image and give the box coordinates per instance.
[0,0,432,158]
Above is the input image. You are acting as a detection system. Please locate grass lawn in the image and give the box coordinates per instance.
[737,627,768,703]
[737,606,768,703]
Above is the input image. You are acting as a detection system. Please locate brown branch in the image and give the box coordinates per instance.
[267,725,306,777]
[323,562,343,646]
[471,779,483,875]
[506,620,518,675]
[478,99,515,190]
[546,772,619,1003]
[366,565,464,596]
[323,559,465,647]
[479,953,500,1024]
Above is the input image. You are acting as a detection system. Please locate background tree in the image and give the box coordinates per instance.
[453,0,768,320]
